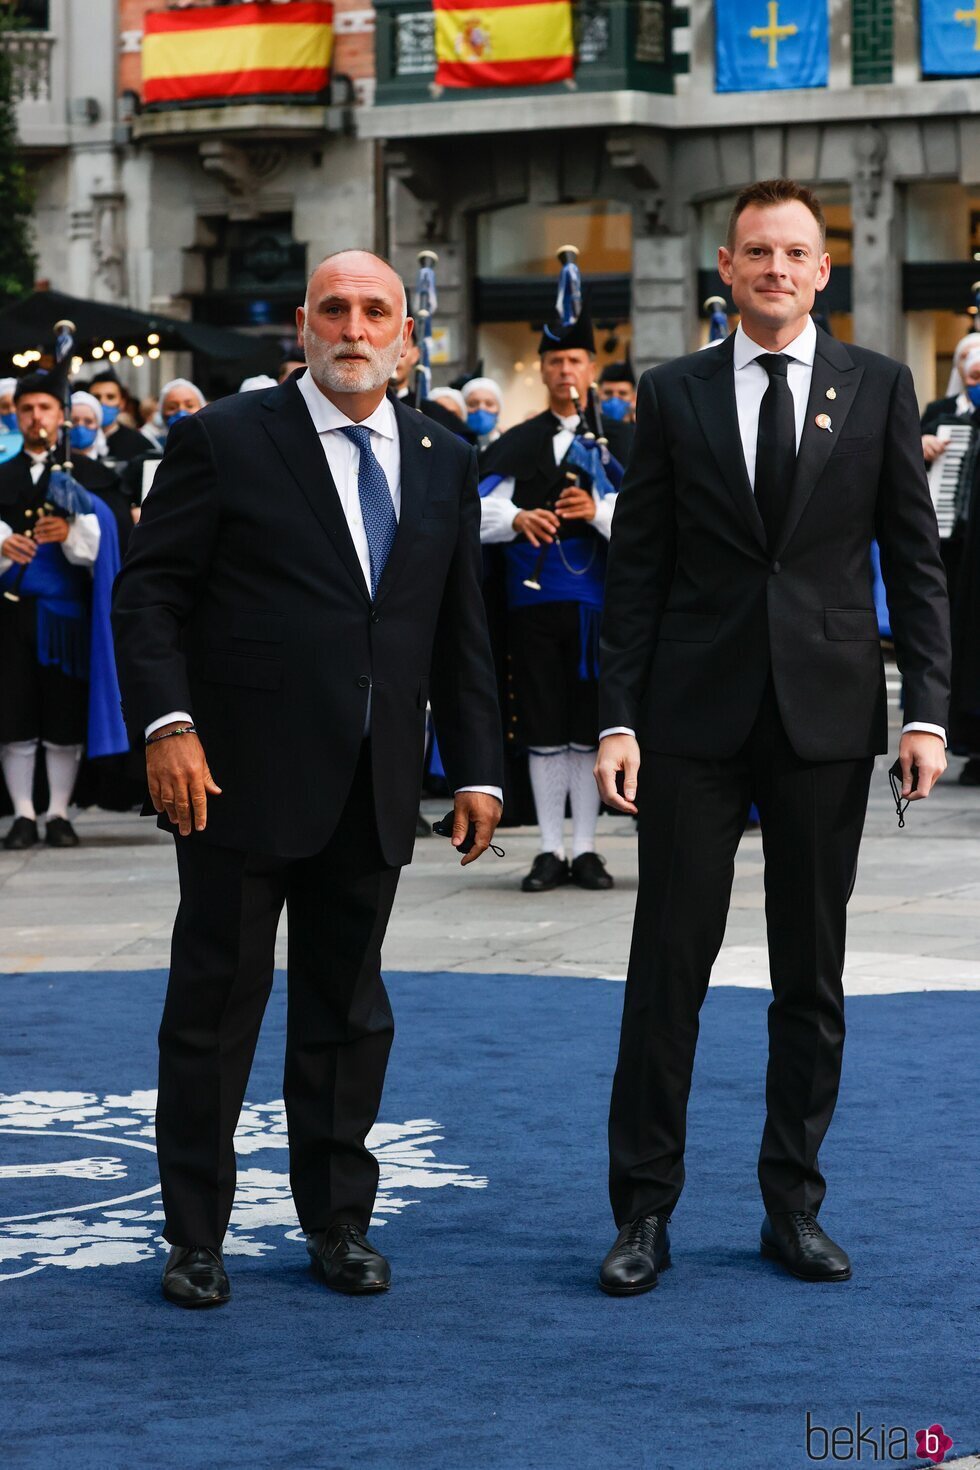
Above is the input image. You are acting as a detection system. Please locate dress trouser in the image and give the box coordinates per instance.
[608,681,874,1226]
[157,747,400,1248]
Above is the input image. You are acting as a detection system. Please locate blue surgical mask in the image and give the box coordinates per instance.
[100,403,120,428]
[165,410,189,429]
[467,409,498,436]
[1,412,17,433]
[967,384,980,408]
[601,396,631,422]
[70,424,98,450]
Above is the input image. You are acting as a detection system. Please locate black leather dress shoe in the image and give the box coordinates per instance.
[3,817,38,851]
[761,1212,851,1282]
[521,852,569,893]
[599,1214,671,1296]
[958,757,980,786]
[45,817,79,848]
[571,852,614,890]
[161,1246,230,1308]
[307,1224,391,1295]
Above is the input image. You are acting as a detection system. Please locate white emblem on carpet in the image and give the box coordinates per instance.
[0,1091,486,1281]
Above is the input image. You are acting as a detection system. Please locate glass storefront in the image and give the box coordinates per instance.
[903,183,980,405]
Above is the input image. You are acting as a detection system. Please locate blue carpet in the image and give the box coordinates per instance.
[0,968,976,1470]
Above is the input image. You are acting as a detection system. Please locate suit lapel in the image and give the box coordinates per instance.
[684,337,768,552]
[375,396,432,605]
[259,380,369,603]
[774,331,864,556]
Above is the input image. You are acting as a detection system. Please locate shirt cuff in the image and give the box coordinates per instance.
[591,493,616,541]
[455,785,503,805]
[599,727,636,740]
[61,512,101,567]
[145,711,193,739]
[900,722,947,747]
[0,518,13,575]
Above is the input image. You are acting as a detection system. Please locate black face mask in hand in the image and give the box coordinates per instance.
[432,812,505,857]
[888,759,918,829]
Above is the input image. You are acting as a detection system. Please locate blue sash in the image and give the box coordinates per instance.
[505,541,606,679]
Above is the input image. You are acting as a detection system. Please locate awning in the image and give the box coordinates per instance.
[0,289,262,363]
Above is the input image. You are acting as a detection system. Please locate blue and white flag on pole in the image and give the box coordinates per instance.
[921,0,980,76]
[716,1,828,93]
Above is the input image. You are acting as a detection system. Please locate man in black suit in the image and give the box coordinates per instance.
[594,179,951,1295]
[112,250,503,1308]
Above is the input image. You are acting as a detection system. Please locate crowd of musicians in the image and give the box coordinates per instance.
[2,307,980,879]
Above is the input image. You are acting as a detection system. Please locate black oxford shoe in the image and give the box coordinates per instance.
[521,852,569,893]
[599,1214,671,1296]
[45,817,79,848]
[161,1246,230,1308]
[571,852,614,890]
[761,1212,852,1282]
[3,817,38,851]
[307,1224,391,1295]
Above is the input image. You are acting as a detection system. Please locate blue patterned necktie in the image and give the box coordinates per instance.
[340,424,398,598]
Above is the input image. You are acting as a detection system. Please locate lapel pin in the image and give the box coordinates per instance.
[421,436,432,449]
[815,413,833,433]
[826,387,837,401]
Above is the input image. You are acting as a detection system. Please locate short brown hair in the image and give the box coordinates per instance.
[726,179,826,252]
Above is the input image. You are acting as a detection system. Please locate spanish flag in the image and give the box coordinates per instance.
[434,0,575,89]
[142,2,334,106]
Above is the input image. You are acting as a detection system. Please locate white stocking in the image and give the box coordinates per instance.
[569,744,601,858]
[527,746,570,859]
[42,742,82,820]
[1,739,39,820]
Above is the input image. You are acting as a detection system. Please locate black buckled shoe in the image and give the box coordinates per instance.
[761,1212,852,1282]
[45,817,79,848]
[3,817,38,851]
[599,1214,671,1296]
[307,1224,391,1295]
[521,852,569,893]
[161,1246,230,1308]
[571,852,614,890]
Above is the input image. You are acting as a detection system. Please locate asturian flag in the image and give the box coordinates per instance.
[716,0,828,93]
[921,0,980,76]
[142,1,334,106]
[434,0,574,89]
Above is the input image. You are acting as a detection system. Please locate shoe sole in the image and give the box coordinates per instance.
[598,1254,671,1296]
[308,1258,390,1294]
[162,1289,230,1308]
[760,1242,851,1282]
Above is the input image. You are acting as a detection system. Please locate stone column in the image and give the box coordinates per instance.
[387,164,472,385]
[631,228,696,371]
[850,126,902,360]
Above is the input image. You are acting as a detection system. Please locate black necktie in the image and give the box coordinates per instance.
[754,353,797,550]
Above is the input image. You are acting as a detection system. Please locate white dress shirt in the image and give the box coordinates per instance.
[601,321,945,744]
[149,372,502,803]
[0,452,101,576]
[479,413,617,544]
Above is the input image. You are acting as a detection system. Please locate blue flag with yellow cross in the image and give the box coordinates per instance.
[921,0,980,75]
[716,0,828,93]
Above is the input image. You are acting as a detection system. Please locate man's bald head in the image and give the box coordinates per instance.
[304,250,408,320]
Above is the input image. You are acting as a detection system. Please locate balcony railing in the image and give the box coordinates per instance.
[373,0,674,107]
[2,29,54,103]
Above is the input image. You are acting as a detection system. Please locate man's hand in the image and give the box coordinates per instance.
[1,533,36,565]
[451,791,502,867]
[513,508,559,548]
[922,435,947,465]
[33,515,69,545]
[898,730,946,801]
[556,485,596,522]
[146,724,222,836]
[594,734,641,815]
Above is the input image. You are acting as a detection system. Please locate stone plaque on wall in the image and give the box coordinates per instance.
[636,1,667,65]
[577,8,610,65]
[395,13,436,77]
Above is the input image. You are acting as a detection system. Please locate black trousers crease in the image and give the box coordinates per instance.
[608,681,873,1225]
[157,750,400,1248]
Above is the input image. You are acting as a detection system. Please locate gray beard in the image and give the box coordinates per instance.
[304,328,405,397]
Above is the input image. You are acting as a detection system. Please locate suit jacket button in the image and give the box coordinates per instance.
[371,612,381,624]
[771,561,781,574]
[356,675,370,688]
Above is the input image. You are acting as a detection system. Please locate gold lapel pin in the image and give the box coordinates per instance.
[815,413,833,433]
[421,436,432,449]
[826,387,837,401]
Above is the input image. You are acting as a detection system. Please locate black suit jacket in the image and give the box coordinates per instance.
[111,378,503,863]
[600,330,951,761]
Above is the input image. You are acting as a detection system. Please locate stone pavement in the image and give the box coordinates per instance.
[1,736,979,993]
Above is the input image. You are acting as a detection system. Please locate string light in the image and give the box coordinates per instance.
[102,340,114,352]
[126,345,138,358]
[108,350,121,363]
[147,333,160,345]
[147,347,160,360]
[132,354,145,367]
[91,346,104,359]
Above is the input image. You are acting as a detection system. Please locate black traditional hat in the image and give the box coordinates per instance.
[599,358,636,386]
[90,367,122,386]
[14,361,69,404]
[538,306,596,357]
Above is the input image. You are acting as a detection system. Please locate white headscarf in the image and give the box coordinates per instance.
[428,386,467,416]
[70,390,108,459]
[160,378,206,410]
[239,374,277,393]
[962,348,980,379]
[0,376,17,399]
[461,376,503,410]
[946,332,980,395]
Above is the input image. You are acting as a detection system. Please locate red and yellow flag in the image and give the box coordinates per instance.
[434,0,574,89]
[142,2,334,106]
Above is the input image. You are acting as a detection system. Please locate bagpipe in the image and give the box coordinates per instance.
[412,249,438,409]
[3,318,93,605]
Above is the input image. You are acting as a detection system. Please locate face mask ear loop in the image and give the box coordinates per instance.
[888,768,909,829]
